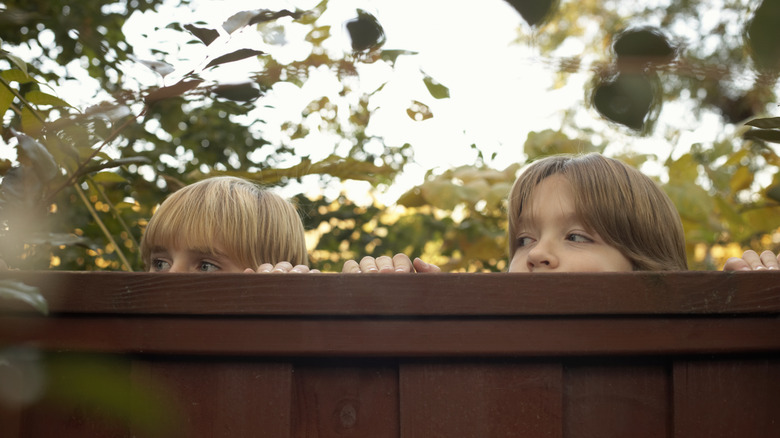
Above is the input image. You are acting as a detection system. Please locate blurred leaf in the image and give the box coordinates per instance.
[205,49,264,69]
[524,129,597,159]
[397,187,426,208]
[345,9,385,52]
[746,117,780,129]
[613,27,675,65]
[222,9,303,34]
[379,49,417,63]
[0,83,13,116]
[46,354,179,436]
[134,58,175,77]
[667,153,699,185]
[213,82,261,102]
[593,73,655,130]
[423,74,449,99]
[91,171,128,184]
[747,0,780,71]
[24,90,70,107]
[406,100,432,121]
[766,184,780,203]
[26,232,83,246]
[0,280,47,315]
[144,79,203,104]
[0,50,27,75]
[729,166,754,193]
[421,180,463,210]
[1,68,33,83]
[744,129,780,144]
[13,129,58,182]
[504,0,559,26]
[183,24,219,46]
[20,106,43,134]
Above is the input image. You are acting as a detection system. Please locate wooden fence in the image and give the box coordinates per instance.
[1,271,779,437]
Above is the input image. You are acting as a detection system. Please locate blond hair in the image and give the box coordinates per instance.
[507,153,687,271]
[140,176,308,270]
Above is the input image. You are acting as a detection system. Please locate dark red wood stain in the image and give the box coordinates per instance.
[1,271,779,437]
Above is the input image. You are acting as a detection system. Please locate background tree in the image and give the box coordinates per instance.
[1,0,778,272]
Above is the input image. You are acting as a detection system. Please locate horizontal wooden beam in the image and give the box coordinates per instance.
[2,271,779,316]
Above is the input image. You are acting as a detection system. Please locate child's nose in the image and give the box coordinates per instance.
[168,262,188,273]
[526,240,558,271]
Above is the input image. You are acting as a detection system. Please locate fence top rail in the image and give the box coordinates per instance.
[2,271,779,317]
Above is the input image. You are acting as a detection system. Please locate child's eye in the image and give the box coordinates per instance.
[198,261,220,272]
[151,259,171,272]
[566,233,592,243]
[516,236,535,247]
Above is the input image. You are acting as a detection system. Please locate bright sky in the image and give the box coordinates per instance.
[115,0,594,204]
[3,0,738,204]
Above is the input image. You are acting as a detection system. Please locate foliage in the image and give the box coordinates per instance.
[0,0,779,273]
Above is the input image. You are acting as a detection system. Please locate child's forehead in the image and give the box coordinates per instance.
[519,175,579,221]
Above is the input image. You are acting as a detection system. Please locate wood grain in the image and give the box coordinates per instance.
[2,271,779,315]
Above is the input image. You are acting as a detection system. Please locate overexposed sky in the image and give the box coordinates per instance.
[3,0,737,204]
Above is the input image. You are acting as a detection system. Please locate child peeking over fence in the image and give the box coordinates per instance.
[140,176,318,274]
[343,153,695,274]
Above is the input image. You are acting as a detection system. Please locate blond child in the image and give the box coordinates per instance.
[343,153,687,273]
[141,176,318,273]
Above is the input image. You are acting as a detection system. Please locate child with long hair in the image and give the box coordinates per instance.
[343,153,688,273]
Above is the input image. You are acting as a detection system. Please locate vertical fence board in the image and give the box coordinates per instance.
[132,359,292,438]
[292,363,399,438]
[400,362,563,438]
[673,359,780,438]
[563,361,670,438]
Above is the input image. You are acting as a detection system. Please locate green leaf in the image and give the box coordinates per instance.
[744,129,780,143]
[91,171,128,184]
[20,107,44,134]
[745,117,780,129]
[0,83,13,117]
[0,280,48,315]
[729,166,754,193]
[766,184,780,203]
[423,74,450,99]
[1,52,28,75]
[1,69,34,84]
[24,90,71,107]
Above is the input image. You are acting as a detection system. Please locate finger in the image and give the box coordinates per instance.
[741,250,763,270]
[759,250,779,270]
[359,256,380,273]
[290,264,310,273]
[391,253,414,272]
[309,269,321,273]
[271,261,293,273]
[375,255,395,272]
[722,257,751,271]
[414,258,442,273]
[342,260,362,273]
[256,263,274,273]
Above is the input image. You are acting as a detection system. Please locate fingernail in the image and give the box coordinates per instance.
[756,266,767,270]
[395,267,406,272]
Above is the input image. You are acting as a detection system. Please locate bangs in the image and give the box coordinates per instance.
[143,204,225,257]
[141,178,258,269]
